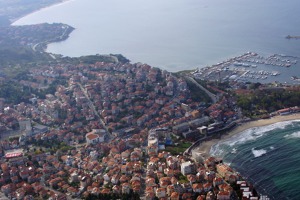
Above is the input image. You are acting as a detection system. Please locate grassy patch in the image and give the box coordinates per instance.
[185,78,211,103]
[165,141,192,155]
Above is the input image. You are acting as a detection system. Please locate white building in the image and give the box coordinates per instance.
[181,161,195,176]
[147,130,159,156]
[85,130,105,144]
[18,119,32,136]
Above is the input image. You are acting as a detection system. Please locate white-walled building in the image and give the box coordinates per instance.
[85,129,106,144]
[181,161,196,176]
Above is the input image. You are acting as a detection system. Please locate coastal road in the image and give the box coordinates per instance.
[32,24,71,53]
[185,76,218,103]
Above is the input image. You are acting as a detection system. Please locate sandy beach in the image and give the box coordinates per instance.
[193,113,300,158]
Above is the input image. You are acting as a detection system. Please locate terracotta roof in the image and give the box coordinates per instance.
[86,133,99,140]
[171,192,179,198]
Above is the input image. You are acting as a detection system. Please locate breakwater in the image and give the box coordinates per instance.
[193,52,300,84]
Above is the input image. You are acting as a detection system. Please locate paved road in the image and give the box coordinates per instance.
[32,24,71,53]
[185,76,218,103]
[0,191,9,199]
[77,83,112,140]
[0,130,22,141]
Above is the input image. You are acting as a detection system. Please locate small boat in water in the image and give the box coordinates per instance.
[291,76,300,81]
[271,71,280,76]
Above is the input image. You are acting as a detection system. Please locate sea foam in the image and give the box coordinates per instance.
[252,148,267,158]
[210,120,298,157]
[284,131,300,139]
[222,120,297,146]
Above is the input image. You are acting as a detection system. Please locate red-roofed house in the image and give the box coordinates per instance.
[85,131,105,144]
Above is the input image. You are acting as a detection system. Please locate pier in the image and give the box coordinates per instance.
[192,52,299,83]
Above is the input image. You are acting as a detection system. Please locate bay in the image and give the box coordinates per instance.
[12,0,300,72]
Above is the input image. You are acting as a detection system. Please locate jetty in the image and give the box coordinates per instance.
[192,52,299,83]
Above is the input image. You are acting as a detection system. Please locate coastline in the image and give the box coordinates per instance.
[11,0,74,25]
[193,113,300,158]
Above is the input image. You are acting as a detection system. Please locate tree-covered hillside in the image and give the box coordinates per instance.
[236,87,300,117]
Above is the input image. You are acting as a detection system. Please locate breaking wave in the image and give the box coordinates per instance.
[252,148,267,158]
[284,131,300,139]
[209,119,300,200]
[210,120,298,157]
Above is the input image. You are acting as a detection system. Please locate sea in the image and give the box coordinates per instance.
[210,120,300,200]
[12,0,300,72]
[11,0,300,198]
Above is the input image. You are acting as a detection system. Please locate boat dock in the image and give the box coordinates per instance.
[192,52,299,83]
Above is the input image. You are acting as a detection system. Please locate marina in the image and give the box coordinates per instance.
[192,52,300,84]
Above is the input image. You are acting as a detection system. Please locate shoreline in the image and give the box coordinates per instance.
[193,113,300,158]
[11,0,74,25]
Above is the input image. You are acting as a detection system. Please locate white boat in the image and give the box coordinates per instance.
[234,62,243,66]
[271,71,280,76]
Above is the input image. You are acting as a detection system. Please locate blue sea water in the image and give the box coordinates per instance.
[210,120,300,200]
[12,0,300,73]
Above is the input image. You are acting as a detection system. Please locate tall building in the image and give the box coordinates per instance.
[18,119,32,136]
